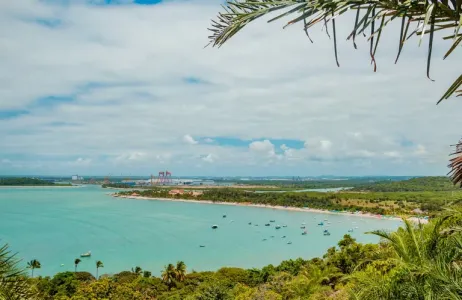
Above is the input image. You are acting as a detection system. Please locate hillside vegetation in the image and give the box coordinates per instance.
[0,177,66,186]
[351,176,460,192]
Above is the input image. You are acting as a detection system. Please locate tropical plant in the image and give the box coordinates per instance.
[349,214,462,299]
[74,258,81,273]
[143,270,152,278]
[208,0,462,186]
[131,266,142,275]
[27,259,41,278]
[449,139,462,187]
[95,261,104,280]
[175,261,187,282]
[161,264,177,288]
[0,243,33,299]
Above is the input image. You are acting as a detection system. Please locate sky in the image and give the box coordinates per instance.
[0,0,461,177]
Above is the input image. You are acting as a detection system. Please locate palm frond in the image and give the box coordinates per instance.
[208,0,462,101]
[448,139,462,187]
[0,243,34,299]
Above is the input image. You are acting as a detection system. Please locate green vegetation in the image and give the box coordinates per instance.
[0,243,34,299]
[0,177,71,186]
[351,176,460,192]
[117,186,462,217]
[27,259,41,278]
[101,183,134,189]
[3,210,461,299]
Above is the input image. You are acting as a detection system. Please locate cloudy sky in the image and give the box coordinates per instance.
[0,0,461,177]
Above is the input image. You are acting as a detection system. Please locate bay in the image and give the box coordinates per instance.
[0,185,401,277]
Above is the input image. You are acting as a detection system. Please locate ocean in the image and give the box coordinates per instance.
[0,185,401,277]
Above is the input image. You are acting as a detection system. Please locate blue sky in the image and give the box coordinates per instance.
[0,0,461,176]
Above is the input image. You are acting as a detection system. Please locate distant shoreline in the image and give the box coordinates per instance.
[0,185,78,188]
[110,194,429,224]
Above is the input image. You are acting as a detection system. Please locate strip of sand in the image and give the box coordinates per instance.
[110,194,429,224]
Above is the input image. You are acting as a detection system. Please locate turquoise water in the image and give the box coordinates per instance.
[0,186,401,277]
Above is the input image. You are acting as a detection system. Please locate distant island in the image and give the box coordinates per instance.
[0,177,71,186]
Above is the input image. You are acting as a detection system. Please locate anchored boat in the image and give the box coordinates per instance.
[80,251,91,258]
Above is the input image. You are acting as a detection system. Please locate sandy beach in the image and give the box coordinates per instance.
[110,193,429,224]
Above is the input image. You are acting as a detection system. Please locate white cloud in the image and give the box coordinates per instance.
[384,151,401,158]
[183,134,198,145]
[0,0,460,176]
[202,153,214,163]
[414,144,427,155]
[249,140,276,157]
[69,157,92,166]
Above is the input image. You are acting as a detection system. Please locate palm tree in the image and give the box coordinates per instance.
[349,215,462,299]
[208,0,462,185]
[131,266,142,275]
[95,260,104,279]
[161,264,177,288]
[0,243,33,299]
[449,140,462,187]
[74,258,81,273]
[175,261,187,282]
[27,259,41,278]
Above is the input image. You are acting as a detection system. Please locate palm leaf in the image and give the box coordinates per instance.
[0,243,34,300]
[208,0,462,100]
[448,139,462,187]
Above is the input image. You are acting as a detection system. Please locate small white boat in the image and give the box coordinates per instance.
[287,241,292,245]
[275,225,281,229]
[80,251,91,257]
[282,225,287,228]
[348,229,354,232]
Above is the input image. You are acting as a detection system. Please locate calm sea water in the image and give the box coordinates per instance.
[0,186,401,277]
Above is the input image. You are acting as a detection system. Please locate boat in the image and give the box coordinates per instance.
[287,241,292,245]
[199,245,206,248]
[323,230,330,236]
[270,220,275,222]
[281,235,286,238]
[318,222,324,226]
[265,223,270,226]
[282,225,287,228]
[300,226,306,229]
[80,251,91,258]
[262,238,267,241]
[211,225,218,229]
[254,224,259,226]
[223,214,227,218]
[301,222,306,225]
[348,229,354,232]
[275,225,281,229]
[302,230,307,235]
[248,222,252,225]
[270,235,275,238]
